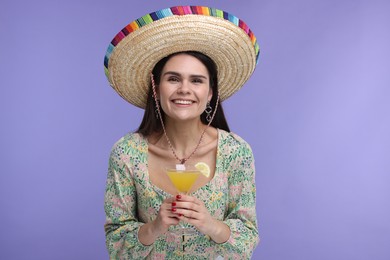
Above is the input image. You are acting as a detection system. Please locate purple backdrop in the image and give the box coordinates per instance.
[1,0,390,259]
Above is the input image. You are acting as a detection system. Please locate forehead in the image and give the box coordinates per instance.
[163,54,208,76]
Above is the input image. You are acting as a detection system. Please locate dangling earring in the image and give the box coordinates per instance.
[205,102,213,122]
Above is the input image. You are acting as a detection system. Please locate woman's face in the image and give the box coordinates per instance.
[158,53,212,123]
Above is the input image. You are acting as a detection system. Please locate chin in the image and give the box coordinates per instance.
[168,114,201,122]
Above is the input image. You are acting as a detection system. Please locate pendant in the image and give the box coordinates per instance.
[176,164,186,170]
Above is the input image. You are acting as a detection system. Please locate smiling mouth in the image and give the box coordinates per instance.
[172,100,194,105]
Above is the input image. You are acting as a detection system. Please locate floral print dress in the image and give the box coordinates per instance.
[104,129,259,259]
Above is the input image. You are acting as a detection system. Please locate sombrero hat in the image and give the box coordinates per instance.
[104,6,260,108]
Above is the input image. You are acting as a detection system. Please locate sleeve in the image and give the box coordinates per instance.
[104,139,153,259]
[216,140,260,259]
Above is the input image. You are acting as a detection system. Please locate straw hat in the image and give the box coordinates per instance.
[104,6,260,108]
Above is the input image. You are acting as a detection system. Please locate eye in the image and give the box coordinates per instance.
[168,76,180,82]
[192,78,204,84]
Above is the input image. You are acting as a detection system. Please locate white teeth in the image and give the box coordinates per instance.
[174,100,192,105]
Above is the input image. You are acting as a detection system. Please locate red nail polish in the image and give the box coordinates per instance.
[176,195,181,200]
[172,202,176,206]
[179,214,183,217]
[172,208,176,212]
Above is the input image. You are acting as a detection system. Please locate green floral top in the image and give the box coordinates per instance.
[104,129,259,259]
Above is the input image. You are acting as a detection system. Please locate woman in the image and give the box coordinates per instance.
[104,6,260,259]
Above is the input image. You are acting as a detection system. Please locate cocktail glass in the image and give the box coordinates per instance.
[166,164,201,235]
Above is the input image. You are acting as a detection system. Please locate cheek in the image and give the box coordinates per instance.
[200,88,212,102]
[158,86,172,101]
[158,88,176,112]
[198,93,210,110]
[159,94,170,111]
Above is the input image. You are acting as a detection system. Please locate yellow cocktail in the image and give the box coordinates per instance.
[167,170,200,194]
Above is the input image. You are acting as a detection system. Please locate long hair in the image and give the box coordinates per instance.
[136,51,230,136]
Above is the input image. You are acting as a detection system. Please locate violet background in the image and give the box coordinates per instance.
[1,0,390,259]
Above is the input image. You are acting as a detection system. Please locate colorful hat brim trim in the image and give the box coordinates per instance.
[104,6,259,75]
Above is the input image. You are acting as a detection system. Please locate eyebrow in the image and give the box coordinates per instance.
[162,71,208,79]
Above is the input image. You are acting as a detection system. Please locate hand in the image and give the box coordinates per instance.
[152,197,180,235]
[139,196,181,246]
[173,194,217,236]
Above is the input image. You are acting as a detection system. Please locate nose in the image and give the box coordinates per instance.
[177,80,191,94]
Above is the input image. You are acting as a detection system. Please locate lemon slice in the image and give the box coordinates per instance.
[195,162,210,177]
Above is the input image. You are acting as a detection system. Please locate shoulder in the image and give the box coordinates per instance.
[218,130,255,178]
[218,129,253,154]
[110,132,147,156]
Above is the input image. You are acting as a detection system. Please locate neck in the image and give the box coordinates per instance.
[163,118,206,160]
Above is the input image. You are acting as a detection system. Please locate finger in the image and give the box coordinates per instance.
[177,213,202,227]
[176,194,204,206]
[168,216,180,222]
[159,202,180,220]
[161,199,178,211]
[163,197,176,203]
[162,210,180,224]
[175,208,201,220]
[174,201,202,213]
[176,194,196,203]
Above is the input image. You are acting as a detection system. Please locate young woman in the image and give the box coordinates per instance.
[104,6,260,259]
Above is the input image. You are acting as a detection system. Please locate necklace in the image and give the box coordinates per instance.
[151,74,219,165]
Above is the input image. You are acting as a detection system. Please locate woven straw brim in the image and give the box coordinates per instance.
[107,15,257,108]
